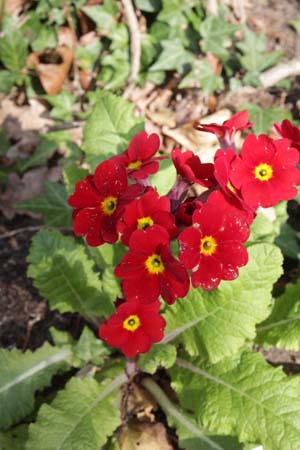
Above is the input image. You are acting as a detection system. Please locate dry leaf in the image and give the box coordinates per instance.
[162,109,231,160]
[0,98,53,141]
[122,383,157,422]
[118,422,173,450]
[5,0,28,15]
[27,47,73,95]
[58,27,75,48]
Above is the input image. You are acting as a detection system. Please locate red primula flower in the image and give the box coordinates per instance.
[176,197,203,226]
[274,119,300,151]
[172,148,216,188]
[115,225,190,304]
[117,189,178,245]
[194,110,253,138]
[229,134,300,209]
[178,203,249,290]
[113,131,164,180]
[99,300,166,357]
[68,160,141,246]
[214,149,255,224]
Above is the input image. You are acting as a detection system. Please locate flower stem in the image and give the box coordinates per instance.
[125,357,138,378]
[141,377,225,450]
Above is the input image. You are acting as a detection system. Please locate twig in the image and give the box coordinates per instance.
[0,225,72,240]
[121,0,141,92]
[260,59,300,88]
[206,0,218,15]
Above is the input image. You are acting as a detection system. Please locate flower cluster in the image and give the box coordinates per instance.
[68,114,300,357]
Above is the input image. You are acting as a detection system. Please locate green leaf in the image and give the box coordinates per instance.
[0,343,71,430]
[82,91,144,169]
[172,350,300,450]
[0,28,28,71]
[0,424,28,450]
[139,344,176,374]
[180,59,224,94]
[200,16,236,61]
[0,70,19,93]
[76,41,102,71]
[31,26,57,52]
[27,229,114,318]
[81,5,117,33]
[135,0,162,12]
[74,327,111,366]
[163,244,283,362]
[150,157,176,195]
[17,182,72,227]
[237,26,281,85]
[18,139,58,172]
[241,103,292,134]
[256,282,300,350]
[275,223,300,259]
[149,38,194,73]
[63,165,89,195]
[26,375,125,450]
[44,92,76,122]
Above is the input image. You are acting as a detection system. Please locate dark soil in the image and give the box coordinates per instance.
[0,214,84,351]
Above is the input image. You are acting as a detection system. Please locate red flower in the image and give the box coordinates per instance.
[113,131,164,180]
[230,134,300,209]
[178,203,249,290]
[274,119,300,151]
[117,189,178,245]
[176,197,203,226]
[214,149,255,224]
[194,110,253,138]
[99,300,166,357]
[68,160,141,246]
[115,225,190,304]
[207,190,254,226]
[172,148,216,188]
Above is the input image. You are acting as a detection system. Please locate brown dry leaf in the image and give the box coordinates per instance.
[118,422,173,450]
[162,109,231,160]
[0,167,61,219]
[27,47,73,95]
[122,383,157,422]
[0,98,53,141]
[58,27,74,48]
[5,0,29,15]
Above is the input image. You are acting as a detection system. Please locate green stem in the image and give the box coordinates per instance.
[141,377,225,450]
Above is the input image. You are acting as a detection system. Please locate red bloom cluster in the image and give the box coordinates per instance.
[68,112,300,358]
[274,119,300,151]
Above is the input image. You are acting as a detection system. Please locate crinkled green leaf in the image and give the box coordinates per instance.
[44,92,76,122]
[0,28,28,71]
[0,424,28,450]
[200,16,236,61]
[74,327,111,366]
[256,282,300,350]
[0,343,71,430]
[0,71,20,93]
[82,91,144,169]
[149,38,194,73]
[76,41,102,71]
[81,5,117,33]
[150,157,176,196]
[171,349,300,450]
[27,229,114,318]
[26,375,125,450]
[139,344,176,374]
[135,0,162,12]
[164,244,283,362]
[17,182,72,227]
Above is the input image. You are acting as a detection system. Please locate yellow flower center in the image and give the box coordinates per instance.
[101,196,117,216]
[127,160,142,170]
[254,163,273,182]
[137,216,154,230]
[123,314,141,332]
[200,236,217,256]
[226,180,236,193]
[145,253,165,274]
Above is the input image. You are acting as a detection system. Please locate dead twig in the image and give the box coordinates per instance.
[260,59,300,88]
[121,0,141,94]
[0,225,72,240]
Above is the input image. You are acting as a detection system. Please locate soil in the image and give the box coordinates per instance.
[0,214,84,351]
